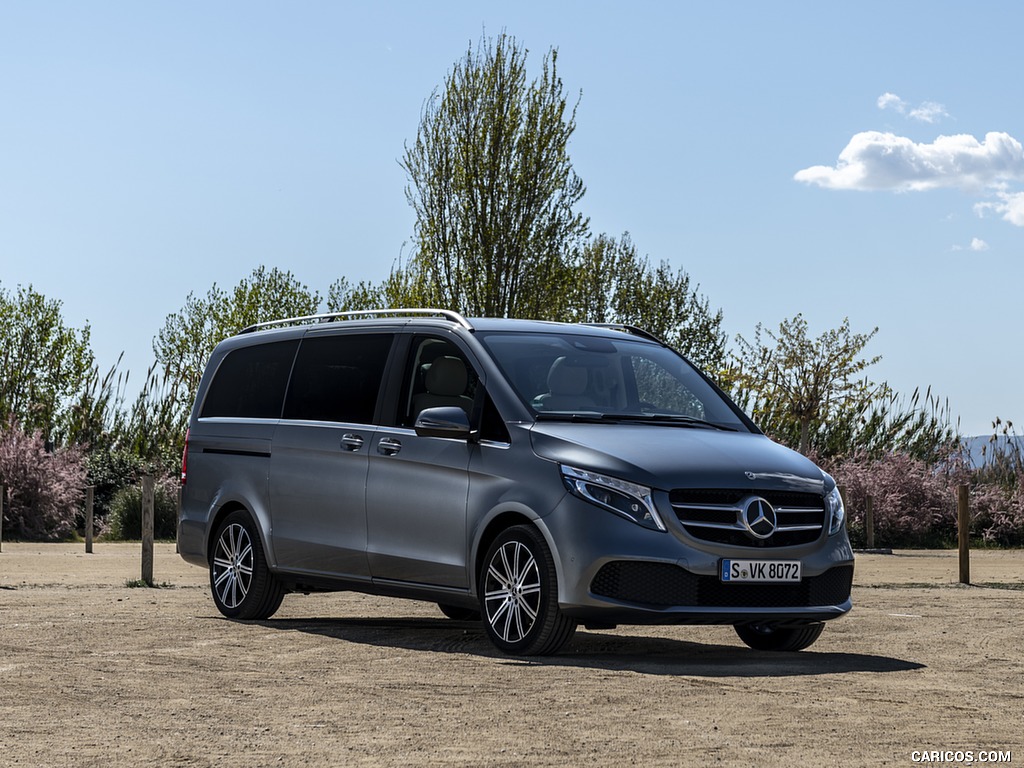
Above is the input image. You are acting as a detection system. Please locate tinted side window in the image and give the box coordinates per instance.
[201,340,299,419]
[283,333,393,424]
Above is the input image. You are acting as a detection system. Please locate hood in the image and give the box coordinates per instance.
[529,421,826,494]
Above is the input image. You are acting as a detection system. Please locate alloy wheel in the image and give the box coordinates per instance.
[212,523,254,609]
[483,540,542,644]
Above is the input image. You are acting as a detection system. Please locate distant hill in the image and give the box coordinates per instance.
[960,435,1024,467]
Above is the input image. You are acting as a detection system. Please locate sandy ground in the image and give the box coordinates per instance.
[1,543,1022,767]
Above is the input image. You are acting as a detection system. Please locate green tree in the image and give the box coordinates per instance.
[729,318,958,461]
[338,36,729,381]
[327,256,432,314]
[400,32,588,318]
[155,266,320,403]
[564,233,729,374]
[327,276,385,313]
[0,283,94,443]
[732,314,882,456]
[153,266,320,438]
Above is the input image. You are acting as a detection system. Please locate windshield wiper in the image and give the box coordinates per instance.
[534,412,736,431]
[597,413,736,431]
[534,411,606,423]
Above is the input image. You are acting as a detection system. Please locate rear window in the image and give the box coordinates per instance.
[283,333,393,424]
[200,340,299,419]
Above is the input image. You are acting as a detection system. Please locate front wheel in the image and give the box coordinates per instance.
[210,509,284,620]
[734,622,824,652]
[480,525,576,656]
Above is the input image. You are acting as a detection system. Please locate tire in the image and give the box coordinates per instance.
[734,622,824,652]
[438,603,481,621]
[209,509,285,620]
[480,525,576,656]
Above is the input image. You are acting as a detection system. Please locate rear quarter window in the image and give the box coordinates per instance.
[200,339,299,419]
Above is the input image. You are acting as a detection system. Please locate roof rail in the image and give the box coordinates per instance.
[239,308,473,335]
[581,322,667,345]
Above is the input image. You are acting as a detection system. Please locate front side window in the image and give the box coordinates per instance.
[283,333,394,424]
[397,336,478,427]
[477,331,749,431]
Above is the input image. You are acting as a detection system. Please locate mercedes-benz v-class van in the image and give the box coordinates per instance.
[178,309,853,655]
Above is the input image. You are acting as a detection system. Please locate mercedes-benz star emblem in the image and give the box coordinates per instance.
[742,496,777,539]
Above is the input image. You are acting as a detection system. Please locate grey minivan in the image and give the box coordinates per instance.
[178,309,853,655]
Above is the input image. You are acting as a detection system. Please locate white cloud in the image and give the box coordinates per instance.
[877,92,906,112]
[794,131,1024,193]
[876,92,949,123]
[1004,195,1024,226]
[975,190,1024,227]
[798,95,1024,227]
[908,101,950,124]
[952,238,992,252]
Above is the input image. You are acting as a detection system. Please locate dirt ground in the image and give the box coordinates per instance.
[1,543,1021,767]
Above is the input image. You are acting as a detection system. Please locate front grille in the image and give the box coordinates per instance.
[670,488,827,547]
[590,561,853,609]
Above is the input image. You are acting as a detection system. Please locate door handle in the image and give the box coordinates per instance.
[341,434,364,451]
[377,437,402,456]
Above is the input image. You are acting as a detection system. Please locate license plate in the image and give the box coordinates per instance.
[720,559,801,583]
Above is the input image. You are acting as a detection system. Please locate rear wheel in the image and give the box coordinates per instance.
[480,525,576,656]
[210,510,284,620]
[734,622,824,652]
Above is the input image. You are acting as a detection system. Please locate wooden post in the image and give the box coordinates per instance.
[141,475,155,587]
[0,482,5,553]
[85,486,95,554]
[865,494,875,550]
[957,484,970,585]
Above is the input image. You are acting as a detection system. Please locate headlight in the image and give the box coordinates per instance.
[560,464,665,532]
[825,481,845,535]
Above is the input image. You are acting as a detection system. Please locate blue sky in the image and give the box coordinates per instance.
[2,1,1021,437]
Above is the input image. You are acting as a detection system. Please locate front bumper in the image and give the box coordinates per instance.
[540,492,855,626]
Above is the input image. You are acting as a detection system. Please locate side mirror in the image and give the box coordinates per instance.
[414,406,473,439]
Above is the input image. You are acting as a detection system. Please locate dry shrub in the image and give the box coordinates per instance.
[967,472,1024,546]
[0,421,86,541]
[828,452,957,548]
[827,449,1024,548]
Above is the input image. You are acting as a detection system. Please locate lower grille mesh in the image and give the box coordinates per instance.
[590,561,853,609]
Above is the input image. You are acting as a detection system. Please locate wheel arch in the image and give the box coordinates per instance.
[471,507,563,599]
[206,499,273,569]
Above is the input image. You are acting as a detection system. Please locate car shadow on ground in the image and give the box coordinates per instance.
[239,615,925,678]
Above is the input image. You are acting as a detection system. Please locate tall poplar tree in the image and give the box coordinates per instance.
[400,32,588,319]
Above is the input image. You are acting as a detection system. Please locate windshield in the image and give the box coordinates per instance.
[477,331,750,431]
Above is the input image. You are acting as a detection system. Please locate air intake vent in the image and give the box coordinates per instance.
[591,562,853,608]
